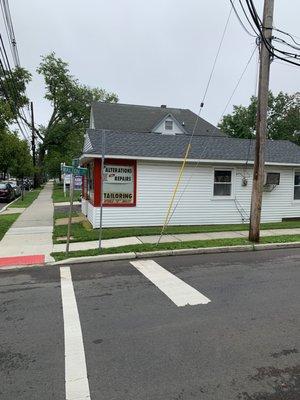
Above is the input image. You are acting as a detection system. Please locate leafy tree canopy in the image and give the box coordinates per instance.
[0,67,31,130]
[35,53,118,178]
[0,129,33,179]
[0,52,118,179]
[219,91,300,144]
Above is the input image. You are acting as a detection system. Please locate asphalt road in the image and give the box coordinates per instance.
[0,248,299,399]
[0,202,8,211]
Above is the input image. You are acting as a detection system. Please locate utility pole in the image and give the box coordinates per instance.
[249,0,275,243]
[30,101,37,188]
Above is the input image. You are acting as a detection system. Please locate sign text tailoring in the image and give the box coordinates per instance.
[103,165,134,204]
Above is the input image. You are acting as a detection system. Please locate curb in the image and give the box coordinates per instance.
[52,252,136,265]
[0,196,20,214]
[49,241,300,266]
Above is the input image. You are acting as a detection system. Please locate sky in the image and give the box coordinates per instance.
[3,0,300,129]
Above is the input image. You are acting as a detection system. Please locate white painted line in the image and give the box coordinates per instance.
[60,267,91,400]
[130,259,211,307]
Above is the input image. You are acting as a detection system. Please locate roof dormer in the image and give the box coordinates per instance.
[151,113,186,135]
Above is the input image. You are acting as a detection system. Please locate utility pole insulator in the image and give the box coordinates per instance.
[249,0,275,243]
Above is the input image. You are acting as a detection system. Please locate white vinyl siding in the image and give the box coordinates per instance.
[83,160,300,228]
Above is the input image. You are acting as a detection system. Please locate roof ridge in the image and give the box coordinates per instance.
[91,101,189,111]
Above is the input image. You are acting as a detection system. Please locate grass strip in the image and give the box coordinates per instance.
[9,189,42,208]
[53,219,300,244]
[52,182,81,203]
[51,234,300,262]
[54,210,79,221]
[0,213,21,240]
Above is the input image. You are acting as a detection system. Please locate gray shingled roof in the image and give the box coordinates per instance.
[91,102,225,137]
[82,129,300,165]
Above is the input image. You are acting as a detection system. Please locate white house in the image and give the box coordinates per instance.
[80,102,300,228]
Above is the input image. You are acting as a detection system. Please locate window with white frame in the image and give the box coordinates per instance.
[213,170,232,196]
[294,171,300,200]
[165,120,173,130]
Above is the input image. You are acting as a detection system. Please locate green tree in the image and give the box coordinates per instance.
[1,53,118,180]
[0,67,31,130]
[35,53,118,178]
[0,129,33,179]
[219,91,300,144]
[10,140,34,179]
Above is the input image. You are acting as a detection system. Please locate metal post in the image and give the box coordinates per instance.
[63,163,66,198]
[21,175,24,201]
[249,0,274,243]
[66,173,74,256]
[30,102,37,188]
[99,132,106,250]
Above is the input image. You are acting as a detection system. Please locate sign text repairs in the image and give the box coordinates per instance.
[103,164,134,204]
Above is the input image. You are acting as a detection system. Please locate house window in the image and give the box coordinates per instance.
[165,120,173,130]
[213,170,232,196]
[294,171,300,200]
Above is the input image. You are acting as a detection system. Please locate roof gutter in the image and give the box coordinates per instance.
[80,153,300,167]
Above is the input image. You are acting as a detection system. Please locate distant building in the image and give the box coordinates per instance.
[80,102,300,228]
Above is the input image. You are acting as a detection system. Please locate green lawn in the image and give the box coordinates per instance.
[51,233,300,261]
[0,213,21,240]
[53,218,300,244]
[52,182,81,203]
[9,189,42,208]
[54,210,79,221]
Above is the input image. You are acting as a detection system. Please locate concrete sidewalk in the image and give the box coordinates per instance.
[52,226,300,253]
[0,182,54,263]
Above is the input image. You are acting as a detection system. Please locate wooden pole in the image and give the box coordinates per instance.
[249,0,275,243]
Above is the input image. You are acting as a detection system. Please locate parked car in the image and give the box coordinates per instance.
[17,178,32,191]
[7,181,21,197]
[0,182,15,202]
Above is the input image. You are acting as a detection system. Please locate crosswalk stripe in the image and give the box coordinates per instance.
[130,259,211,307]
[60,267,91,400]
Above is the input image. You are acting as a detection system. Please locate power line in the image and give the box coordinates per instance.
[230,0,257,37]
[219,45,257,120]
[244,0,300,66]
[0,33,31,140]
[0,0,20,67]
[238,0,259,36]
[273,27,300,46]
[157,2,235,243]
[166,46,258,225]
[0,63,29,140]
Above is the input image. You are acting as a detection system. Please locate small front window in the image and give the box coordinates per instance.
[213,170,232,196]
[165,120,173,130]
[294,171,300,200]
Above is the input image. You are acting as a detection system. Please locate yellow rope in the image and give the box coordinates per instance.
[157,143,191,243]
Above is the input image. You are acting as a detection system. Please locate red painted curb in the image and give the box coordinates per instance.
[0,255,45,267]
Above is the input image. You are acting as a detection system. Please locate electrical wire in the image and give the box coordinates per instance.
[230,0,256,37]
[156,1,235,244]
[0,0,20,67]
[167,45,258,225]
[273,27,300,46]
[0,33,31,140]
[0,62,29,141]
[272,37,300,52]
[238,0,259,36]
[245,0,300,66]
[0,38,30,141]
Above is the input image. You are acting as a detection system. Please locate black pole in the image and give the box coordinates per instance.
[31,102,37,188]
